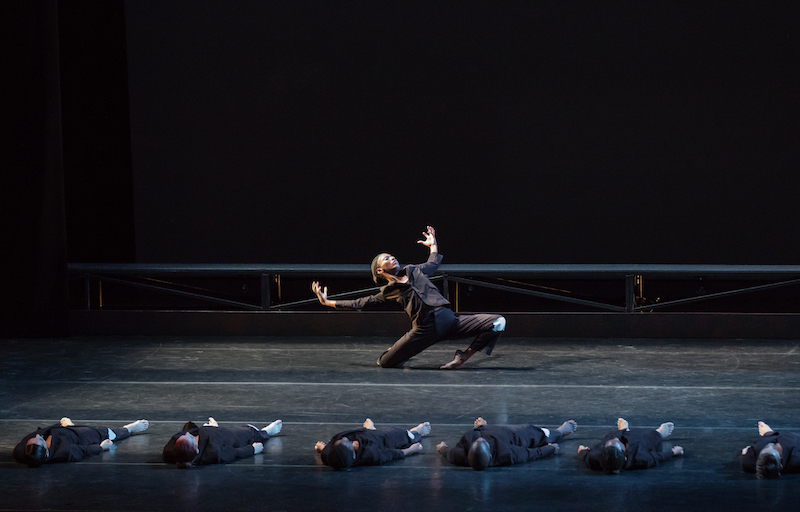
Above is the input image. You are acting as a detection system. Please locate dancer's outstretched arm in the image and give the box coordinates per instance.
[312,281,336,307]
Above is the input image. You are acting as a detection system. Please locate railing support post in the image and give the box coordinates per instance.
[84,275,91,310]
[261,274,271,310]
[625,275,636,313]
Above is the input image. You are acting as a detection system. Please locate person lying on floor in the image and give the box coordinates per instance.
[13,416,149,467]
[740,421,800,479]
[163,417,282,468]
[577,417,683,474]
[315,418,430,469]
[437,417,577,470]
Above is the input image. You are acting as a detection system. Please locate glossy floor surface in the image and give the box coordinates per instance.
[1,336,799,511]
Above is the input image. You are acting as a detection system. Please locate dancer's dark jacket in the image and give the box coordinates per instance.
[334,252,501,367]
[334,252,449,321]
[579,429,675,471]
[162,422,273,466]
[13,424,130,464]
[439,424,559,467]
[741,432,800,474]
[320,427,419,467]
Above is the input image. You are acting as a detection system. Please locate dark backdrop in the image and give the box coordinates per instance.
[1,0,68,336]
[120,3,799,264]
[60,0,136,264]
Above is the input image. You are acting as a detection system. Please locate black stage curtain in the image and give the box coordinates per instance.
[0,1,68,336]
[59,0,136,264]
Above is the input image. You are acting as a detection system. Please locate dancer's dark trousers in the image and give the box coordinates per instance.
[378,307,501,367]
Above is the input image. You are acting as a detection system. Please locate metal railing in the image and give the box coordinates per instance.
[68,263,800,313]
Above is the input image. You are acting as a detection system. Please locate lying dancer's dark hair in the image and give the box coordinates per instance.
[173,437,197,469]
[328,439,356,470]
[468,438,492,471]
[600,444,626,474]
[23,444,47,468]
[756,450,781,480]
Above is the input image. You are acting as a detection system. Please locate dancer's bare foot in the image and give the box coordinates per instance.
[363,418,376,430]
[557,420,578,437]
[410,422,431,437]
[758,421,774,437]
[656,422,674,438]
[617,418,629,431]
[440,351,467,370]
[60,417,75,427]
[123,419,149,433]
[549,443,560,454]
[474,417,487,428]
[264,420,282,436]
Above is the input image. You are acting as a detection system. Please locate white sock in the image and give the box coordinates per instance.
[263,420,282,436]
[541,427,550,439]
[492,316,506,332]
[107,428,117,441]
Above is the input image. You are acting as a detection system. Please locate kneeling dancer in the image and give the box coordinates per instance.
[14,416,149,467]
[312,226,506,369]
[437,417,577,471]
[740,421,800,479]
[315,418,430,469]
[163,417,282,468]
[578,417,683,474]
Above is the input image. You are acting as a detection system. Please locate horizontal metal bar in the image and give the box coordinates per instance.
[70,263,369,276]
[74,267,800,314]
[269,285,385,310]
[68,263,800,279]
[270,276,447,310]
[635,277,800,311]
[444,276,626,312]
[83,274,263,311]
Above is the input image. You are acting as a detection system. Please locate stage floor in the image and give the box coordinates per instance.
[1,336,799,511]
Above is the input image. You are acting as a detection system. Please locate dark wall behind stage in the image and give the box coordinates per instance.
[119,2,798,265]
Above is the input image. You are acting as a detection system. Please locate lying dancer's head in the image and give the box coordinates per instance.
[327,438,356,469]
[173,433,199,469]
[600,438,627,474]
[756,443,782,479]
[468,437,492,471]
[23,435,49,467]
[371,253,400,284]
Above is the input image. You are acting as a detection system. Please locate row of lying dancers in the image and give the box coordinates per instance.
[13,416,797,479]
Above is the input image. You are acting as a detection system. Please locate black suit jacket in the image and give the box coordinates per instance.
[440,424,555,467]
[13,424,109,464]
[741,432,800,473]
[320,427,415,467]
[335,252,449,325]
[579,429,674,471]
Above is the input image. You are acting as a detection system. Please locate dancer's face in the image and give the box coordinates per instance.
[375,253,400,276]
